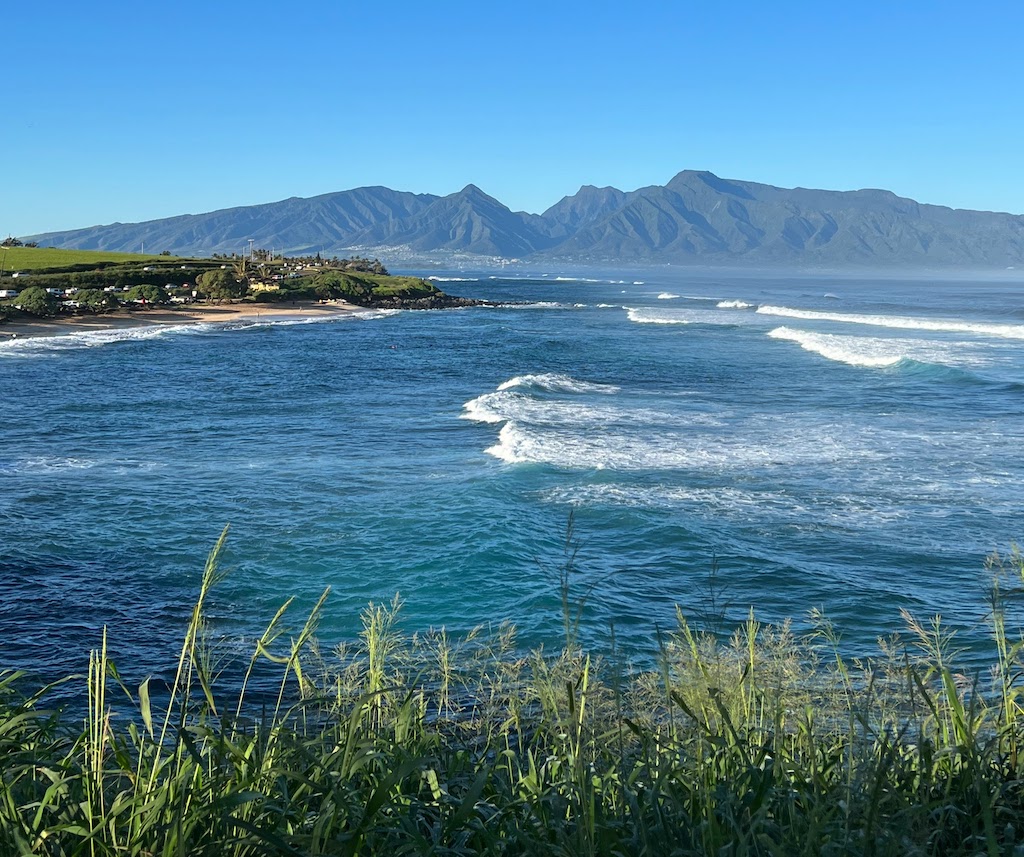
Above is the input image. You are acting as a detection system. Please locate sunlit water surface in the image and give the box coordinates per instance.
[2,268,1023,691]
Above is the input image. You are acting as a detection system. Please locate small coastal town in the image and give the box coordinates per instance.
[0,242,475,332]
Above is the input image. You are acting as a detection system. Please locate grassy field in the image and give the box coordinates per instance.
[3,532,1024,855]
[0,247,180,273]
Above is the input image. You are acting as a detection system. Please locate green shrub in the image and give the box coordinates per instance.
[12,285,59,317]
[74,289,121,312]
[125,283,170,304]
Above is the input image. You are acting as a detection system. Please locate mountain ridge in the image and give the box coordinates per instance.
[25,172,1024,267]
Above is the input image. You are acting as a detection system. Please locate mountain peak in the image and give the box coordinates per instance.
[667,169,718,183]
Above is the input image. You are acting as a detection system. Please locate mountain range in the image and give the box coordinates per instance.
[26,171,1024,267]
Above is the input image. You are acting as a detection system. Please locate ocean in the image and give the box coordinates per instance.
[2,267,1023,690]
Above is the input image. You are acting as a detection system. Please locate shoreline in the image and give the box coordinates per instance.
[0,300,364,340]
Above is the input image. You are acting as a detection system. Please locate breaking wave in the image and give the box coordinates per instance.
[756,305,1024,340]
[0,324,199,357]
[626,308,690,325]
[626,307,748,327]
[495,373,621,394]
[461,373,868,472]
[765,327,1004,387]
[767,327,905,367]
[0,311,390,358]
[480,418,864,470]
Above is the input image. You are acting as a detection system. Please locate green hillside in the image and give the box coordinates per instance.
[0,246,180,273]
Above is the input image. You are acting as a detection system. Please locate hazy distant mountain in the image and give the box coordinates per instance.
[26,171,1024,267]
[346,185,554,257]
[29,187,440,257]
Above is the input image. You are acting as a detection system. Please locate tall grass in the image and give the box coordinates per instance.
[3,532,1024,854]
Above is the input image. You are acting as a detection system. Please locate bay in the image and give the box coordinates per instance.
[2,268,1023,690]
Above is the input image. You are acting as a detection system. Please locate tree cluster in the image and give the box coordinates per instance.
[11,286,59,317]
[197,268,247,301]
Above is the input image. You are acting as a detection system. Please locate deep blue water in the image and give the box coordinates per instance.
[2,267,1023,688]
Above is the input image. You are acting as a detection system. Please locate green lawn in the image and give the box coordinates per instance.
[0,247,180,273]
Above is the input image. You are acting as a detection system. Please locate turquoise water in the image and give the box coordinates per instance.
[2,268,1023,689]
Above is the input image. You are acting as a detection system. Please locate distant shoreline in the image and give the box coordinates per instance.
[0,301,364,340]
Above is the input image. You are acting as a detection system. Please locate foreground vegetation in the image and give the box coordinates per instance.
[4,533,1024,855]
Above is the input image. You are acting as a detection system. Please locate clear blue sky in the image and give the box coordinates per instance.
[5,0,1023,236]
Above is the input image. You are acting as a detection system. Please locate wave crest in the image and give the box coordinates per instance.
[495,373,620,394]
[767,327,903,367]
[757,305,1024,339]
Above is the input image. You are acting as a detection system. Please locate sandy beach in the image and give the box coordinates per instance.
[0,301,364,340]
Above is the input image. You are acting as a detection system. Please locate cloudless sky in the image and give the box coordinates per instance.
[5,0,1023,235]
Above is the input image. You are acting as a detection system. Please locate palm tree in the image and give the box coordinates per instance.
[232,257,251,289]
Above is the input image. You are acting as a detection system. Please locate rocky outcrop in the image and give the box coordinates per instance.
[358,293,495,310]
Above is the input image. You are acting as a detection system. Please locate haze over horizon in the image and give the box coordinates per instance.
[7,0,1024,236]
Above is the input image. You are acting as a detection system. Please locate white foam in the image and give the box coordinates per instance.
[766,326,985,371]
[461,393,508,424]
[463,373,619,427]
[554,276,601,282]
[657,292,680,300]
[768,327,903,367]
[627,308,689,325]
[0,310,396,358]
[469,375,884,473]
[633,281,645,285]
[427,276,476,282]
[12,455,171,474]
[495,373,620,394]
[463,391,676,429]
[542,483,909,528]
[504,301,564,310]
[481,419,863,470]
[756,305,1024,340]
[20,456,98,471]
[484,421,644,467]
[272,309,400,325]
[717,300,753,309]
[0,323,195,357]
[627,307,748,326]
